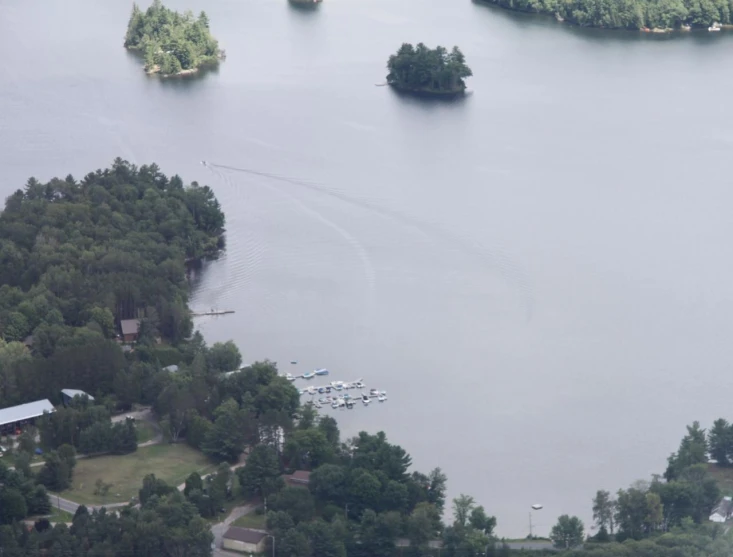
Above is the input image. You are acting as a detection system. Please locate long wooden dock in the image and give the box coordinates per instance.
[191,310,235,317]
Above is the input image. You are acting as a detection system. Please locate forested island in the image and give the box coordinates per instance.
[124,0,224,77]
[479,0,733,31]
[386,43,472,96]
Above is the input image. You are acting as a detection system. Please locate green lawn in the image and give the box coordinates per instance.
[709,464,733,495]
[60,443,217,505]
[233,511,267,530]
[47,506,75,523]
[135,421,157,444]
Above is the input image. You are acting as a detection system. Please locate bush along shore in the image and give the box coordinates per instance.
[124,0,225,77]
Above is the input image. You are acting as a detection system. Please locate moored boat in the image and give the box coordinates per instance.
[314,368,329,376]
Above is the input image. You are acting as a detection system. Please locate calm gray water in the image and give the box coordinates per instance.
[3,0,733,536]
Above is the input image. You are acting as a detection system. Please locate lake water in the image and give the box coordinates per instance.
[3,0,733,536]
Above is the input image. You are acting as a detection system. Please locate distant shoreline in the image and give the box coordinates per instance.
[475,0,730,34]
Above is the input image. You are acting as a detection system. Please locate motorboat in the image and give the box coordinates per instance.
[318,387,326,394]
[290,360,298,364]
[355,381,365,389]
[318,397,329,404]
[325,386,332,393]
[298,389,306,395]
[330,381,344,388]
[315,368,329,376]
[343,393,351,400]
[709,24,721,31]
[361,393,370,403]
[285,373,295,382]
[346,401,354,409]
[378,394,387,402]
[303,371,315,380]
[331,400,340,409]
[307,386,316,395]
[334,384,343,391]
[369,388,379,396]
[314,402,322,409]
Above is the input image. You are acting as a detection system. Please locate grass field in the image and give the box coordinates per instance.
[708,463,733,495]
[233,511,267,530]
[48,506,75,523]
[61,443,217,505]
[135,421,157,444]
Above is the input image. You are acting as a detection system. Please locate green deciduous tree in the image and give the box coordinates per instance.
[237,444,283,499]
[592,489,616,535]
[550,515,584,549]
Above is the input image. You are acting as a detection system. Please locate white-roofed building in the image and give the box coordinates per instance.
[60,389,95,406]
[0,399,55,434]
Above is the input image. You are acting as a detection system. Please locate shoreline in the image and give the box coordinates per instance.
[387,82,466,98]
[475,0,728,35]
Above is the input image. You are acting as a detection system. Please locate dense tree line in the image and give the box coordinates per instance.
[0,460,52,525]
[544,419,732,556]
[36,395,137,456]
[387,43,472,95]
[0,159,224,408]
[234,406,497,557]
[0,485,213,557]
[125,0,223,76]
[479,0,733,30]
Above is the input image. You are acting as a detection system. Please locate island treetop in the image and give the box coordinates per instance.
[386,43,472,96]
[124,0,224,77]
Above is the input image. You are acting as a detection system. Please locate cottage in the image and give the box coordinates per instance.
[222,527,267,553]
[285,470,311,487]
[120,319,141,343]
[709,496,733,523]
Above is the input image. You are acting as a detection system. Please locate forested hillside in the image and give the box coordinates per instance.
[0,159,223,407]
[479,0,733,30]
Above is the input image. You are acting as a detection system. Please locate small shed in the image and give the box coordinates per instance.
[222,527,266,553]
[285,470,311,487]
[60,389,94,407]
[120,319,141,343]
[710,496,733,523]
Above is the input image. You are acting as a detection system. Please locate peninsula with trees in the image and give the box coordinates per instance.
[478,0,733,31]
[124,0,224,77]
[3,161,733,557]
[386,43,472,97]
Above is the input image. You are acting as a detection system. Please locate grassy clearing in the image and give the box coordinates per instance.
[233,511,267,530]
[135,421,157,444]
[48,506,75,523]
[708,464,733,495]
[61,443,217,505]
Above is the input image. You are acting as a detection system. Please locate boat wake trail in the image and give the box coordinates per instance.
[204,163,377,338]
[204,161,535,321]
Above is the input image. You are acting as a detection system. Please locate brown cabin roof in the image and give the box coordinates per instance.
[120,319,141,336]
[223,526,266,544]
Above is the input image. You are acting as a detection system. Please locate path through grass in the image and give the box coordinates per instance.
[61,443,216,505]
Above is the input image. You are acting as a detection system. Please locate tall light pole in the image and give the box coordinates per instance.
[529,504,543,538]
[266,534,275,557]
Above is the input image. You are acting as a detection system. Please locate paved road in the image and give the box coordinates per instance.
[211,505,257,557]
[111,407,163,447]
[501,541,556,551]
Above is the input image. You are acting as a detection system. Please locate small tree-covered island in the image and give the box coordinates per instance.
[124,0,224,77]
[387,43,472,97]
[479,0,733,31]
